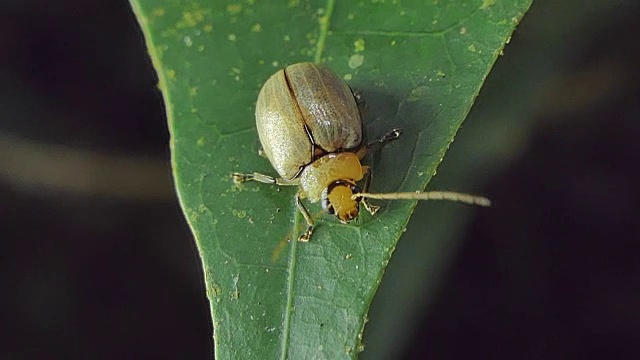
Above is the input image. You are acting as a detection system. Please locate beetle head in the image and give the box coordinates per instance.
[321,180,362,223]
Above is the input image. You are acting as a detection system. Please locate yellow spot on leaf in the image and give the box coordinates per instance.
[481,0,496,9]
[354,38,365,52]
[226,4,242,14]
[318,15,328,27]
[180,9,205,28]
[151,8,165,17]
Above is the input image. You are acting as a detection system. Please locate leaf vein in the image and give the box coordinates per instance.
[280,201,300,359]
[314,0,336,63]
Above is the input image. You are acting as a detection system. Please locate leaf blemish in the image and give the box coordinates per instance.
[178,5,208,29]
[251,23,262,33]
[354,38,365,52]
[226,4,242,15]
[231,273,240,300]
[151,7,165,17]
[481,0,496,10]
[348,54,364,69]
[233,209,247,219]
[229,67,241,81]
[208,283,221,299]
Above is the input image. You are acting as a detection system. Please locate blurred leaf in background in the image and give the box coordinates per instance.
[2,0,640,359]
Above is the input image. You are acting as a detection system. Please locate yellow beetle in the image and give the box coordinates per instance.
[233,62,489,242]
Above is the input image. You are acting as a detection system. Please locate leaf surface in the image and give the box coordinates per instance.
[130,0,531,358]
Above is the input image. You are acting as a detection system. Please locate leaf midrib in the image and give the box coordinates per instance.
[313,0,336,64]
[280,0,336,358]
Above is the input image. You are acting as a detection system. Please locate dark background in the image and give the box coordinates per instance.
[2,0,639,359]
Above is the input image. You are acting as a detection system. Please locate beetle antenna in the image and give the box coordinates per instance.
[352,191,491,207]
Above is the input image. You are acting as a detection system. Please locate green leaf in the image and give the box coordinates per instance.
[130,0,531,358]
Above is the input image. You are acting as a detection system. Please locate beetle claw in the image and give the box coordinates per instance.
[298,226,313,242]
[381,128,402,143]
[362,200,380,215]
[232,172,249,183]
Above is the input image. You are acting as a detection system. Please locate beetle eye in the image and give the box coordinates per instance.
[352,185,362,195]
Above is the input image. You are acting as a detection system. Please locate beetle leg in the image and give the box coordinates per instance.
[359,166,380,215]
[295,193,314,242]
[232,172,298,186]
[356,128,403,159]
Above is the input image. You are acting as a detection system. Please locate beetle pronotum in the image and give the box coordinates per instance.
[233,62,490,241]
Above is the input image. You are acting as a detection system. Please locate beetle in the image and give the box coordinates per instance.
[233,62,490,242]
